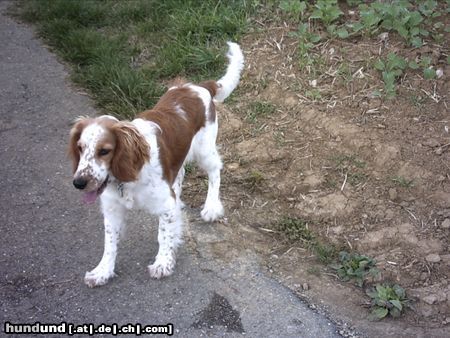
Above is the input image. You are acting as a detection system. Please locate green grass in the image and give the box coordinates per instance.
[275,217,338,264]
[391,176,414,188]
[16,0,252,117]
[246,101,277,123]
[244,170,266,189]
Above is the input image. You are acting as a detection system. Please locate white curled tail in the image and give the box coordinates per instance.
[214,42,244,102]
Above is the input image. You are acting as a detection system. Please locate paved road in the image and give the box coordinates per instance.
[0,2,340,337]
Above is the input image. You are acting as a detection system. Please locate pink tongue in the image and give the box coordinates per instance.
[82,191,98,204]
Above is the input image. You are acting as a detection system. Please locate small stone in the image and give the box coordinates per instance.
[379,32,389,42]
[423,294,438,305]
[226,162,240,171]
[302,283,309,291]
[435,147,443,155]
[388,188,398,201]
[425,254,441,263]
[441,219,450,229]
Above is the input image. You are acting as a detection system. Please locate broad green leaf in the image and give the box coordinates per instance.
[410,27,420,36]
[310,10,322,20]
[351,22,364,32]
[370,307,389,320]
[411,36,423,47]
[374,59,385,71]
[419,28,429,37]
[393,284,406,299]
[396,26,409,39]
[424,67,436,79]
[337,28,349,39]
[390,307,401,318]
[408,61,419,69]
[366,289,378,298]
[310,34,321,43]
[420,56,432,67]
[390,299,403,311]
[409,11,423,26]
[382,71,396,84]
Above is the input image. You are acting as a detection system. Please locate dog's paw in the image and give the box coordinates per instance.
[148,255,176,279]
[84,269,115,288]
[201,201,224,222]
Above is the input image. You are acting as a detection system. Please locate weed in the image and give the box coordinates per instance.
[279,0,307,20]
[392,176,414,188]
[313,242,338,265]
[289,23,321,69]
[275,217,338,263]
[366,283,410,320]
[246,101,277,122]
[309,0,343,27]
[332,154,366,169]
[408,55,436,80]
[347,172,367,186]
[276,217,314,242]
[307,266,321,276]
[331,251,379,287]
[374,53,407,98]
[245,170,265,189]
[305,88,322,101]
[352,1,433,47]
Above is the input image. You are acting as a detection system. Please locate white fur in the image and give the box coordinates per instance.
[77,43,243,287]
[214,42,245,102]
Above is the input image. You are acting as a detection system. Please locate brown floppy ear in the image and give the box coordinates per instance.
[68,118,90,174]
[111,122,150,182]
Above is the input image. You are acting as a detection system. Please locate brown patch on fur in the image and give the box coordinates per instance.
[139,87,207,184]
[68,118,91,173]
[110,122,150,182]
[199,80,218,97]
[208,100,216,122]
[199,80,219,122]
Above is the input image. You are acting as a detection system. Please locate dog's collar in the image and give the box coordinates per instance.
[117,182,124,197]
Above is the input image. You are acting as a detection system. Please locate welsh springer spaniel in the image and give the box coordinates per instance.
[69,42,244,287]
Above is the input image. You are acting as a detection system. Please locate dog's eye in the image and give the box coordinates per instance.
[98,149,111,156]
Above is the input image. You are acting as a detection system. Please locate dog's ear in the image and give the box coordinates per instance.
[68,118,90,174]
[110,122,150,182]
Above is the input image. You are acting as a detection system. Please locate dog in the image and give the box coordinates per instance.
[69,42,244,287]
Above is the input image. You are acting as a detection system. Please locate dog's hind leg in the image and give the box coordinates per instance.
[190,121,224,222]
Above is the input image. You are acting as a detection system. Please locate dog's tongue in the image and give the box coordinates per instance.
[82,191,98,204]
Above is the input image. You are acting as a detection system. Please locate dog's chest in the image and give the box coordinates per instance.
[116,173,172,214]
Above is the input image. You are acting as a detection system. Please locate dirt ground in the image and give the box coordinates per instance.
[183,17,450,336]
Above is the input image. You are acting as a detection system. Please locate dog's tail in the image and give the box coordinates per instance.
[213,42,244,102]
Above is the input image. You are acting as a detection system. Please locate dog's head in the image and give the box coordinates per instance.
[68,116,150,203]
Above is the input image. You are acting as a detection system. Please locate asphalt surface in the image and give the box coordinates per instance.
[0,2,341,337]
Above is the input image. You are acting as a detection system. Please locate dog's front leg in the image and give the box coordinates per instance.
[84,202,126,287]
[148,203,183,279]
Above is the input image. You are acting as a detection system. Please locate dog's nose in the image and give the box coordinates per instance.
[73,177,88,190]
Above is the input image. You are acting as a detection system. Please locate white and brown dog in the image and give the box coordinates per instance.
[69,42,244,287]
